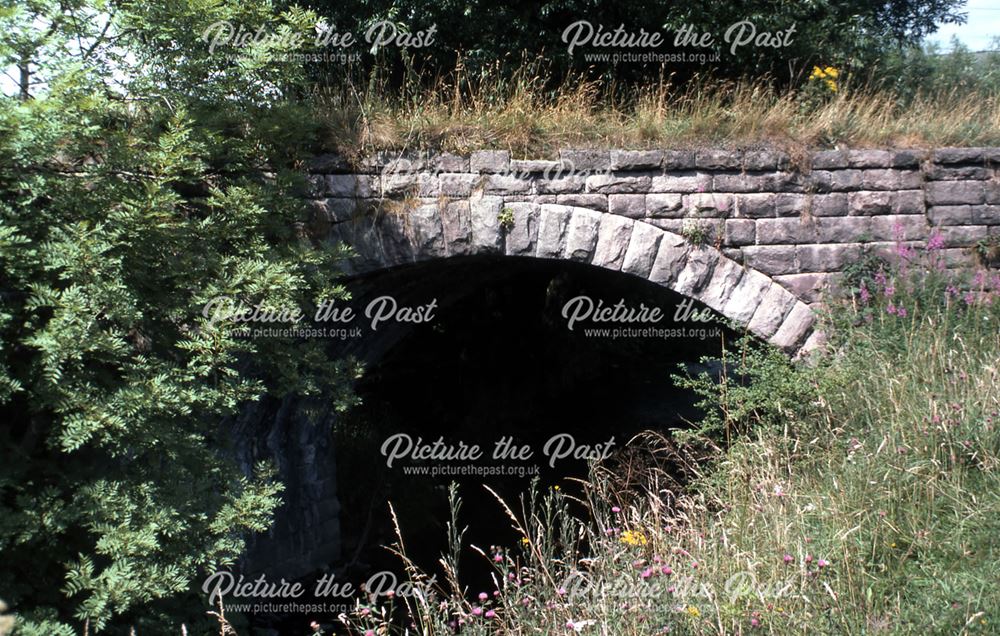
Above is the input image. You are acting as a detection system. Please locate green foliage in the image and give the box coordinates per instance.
[679,221,711,247]
[871,38,1000,104]
[298,0,966,85]
[497,207,515,232]
[672,331,819,444]
[0,0,358,632]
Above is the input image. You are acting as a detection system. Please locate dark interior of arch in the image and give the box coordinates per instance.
[236,255,737,631]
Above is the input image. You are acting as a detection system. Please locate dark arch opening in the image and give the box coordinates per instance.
[242,255,738,631]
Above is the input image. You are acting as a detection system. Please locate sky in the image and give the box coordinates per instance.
[927,0,1000,50]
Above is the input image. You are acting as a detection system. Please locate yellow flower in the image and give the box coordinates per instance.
[619,530,648,546]
[809,65,839,92]
[685,606,701,618]
[553,485,561,491]
[520,537,530,545]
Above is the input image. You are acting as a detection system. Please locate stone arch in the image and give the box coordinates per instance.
[326,200,821,356]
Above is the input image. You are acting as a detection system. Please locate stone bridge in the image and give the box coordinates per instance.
[306,147,1000,356]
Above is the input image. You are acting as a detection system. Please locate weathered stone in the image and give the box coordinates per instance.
[695,149,741,169]
[673,247,719,297]
[890,149,926,168]
[483,174,533,195]
[608,194,646,219]
[810,193,849,217]
[537,176,587,194]
[849,191,893,216]
[592,215,635,270]
[925,165,990,180]
[700,257,745,311]
[380,172,440,197]
[928,205,973,226]
[774,273,828,304]
[933,147,987,164]
[563,207,603,261]
[470,150,510,173]
[927,180,985,205]
[440,173,479,197]
[560,149,610,171]
[724,219,756,246]
[586,174,652,194]
[536,204,573,258]
[747,284,797,338]
[815,217,871,243]
[755,217,817,244]
[327,174,375,197]
[735,193,775,218]
[661,150,697,170]
[647,233,690,285]
[796,243,862,272]
[769,302,816,351]
[809,169,863,192]
[987,182,1000,205]
[894,190,925,215]
[861,169,922,190]
[742,150,789,171]
[503,203,540,256]
[313,198,358,224]
[713,173,766,193]
[811,150,849,169]
[847,150,891,168]
[646,193,684,217]
[683,192,734,217]
[973,205,1000,225]
[938,225,988,246]
[722,270,773,324]
[621,222,664,278]
[379,154,427,174]
[650,172,712,193]
[373,213,416,265]
[774,193,807,217]
[470,195,504,252]
[611,150,664,170]
[407,203,446,258]
[430,153,468,172]
[741,245,800,275]
[868,215,928,241]
[796,329,828,361]
[510,159,561,174]
[556,193,608,211]
[646,218,686,233]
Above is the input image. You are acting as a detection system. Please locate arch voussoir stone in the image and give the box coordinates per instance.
[335,203,819,356]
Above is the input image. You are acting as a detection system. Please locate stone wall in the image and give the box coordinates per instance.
[304,147,999,355]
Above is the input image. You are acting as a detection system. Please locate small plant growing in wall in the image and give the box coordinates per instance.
[498,206,516,231]
[681,220,711,247]
[974,235,1000,268]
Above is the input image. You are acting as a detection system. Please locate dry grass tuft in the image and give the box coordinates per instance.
[313,64,1000,157]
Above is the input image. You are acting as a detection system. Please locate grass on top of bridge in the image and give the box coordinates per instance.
[314,53,1000,158]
